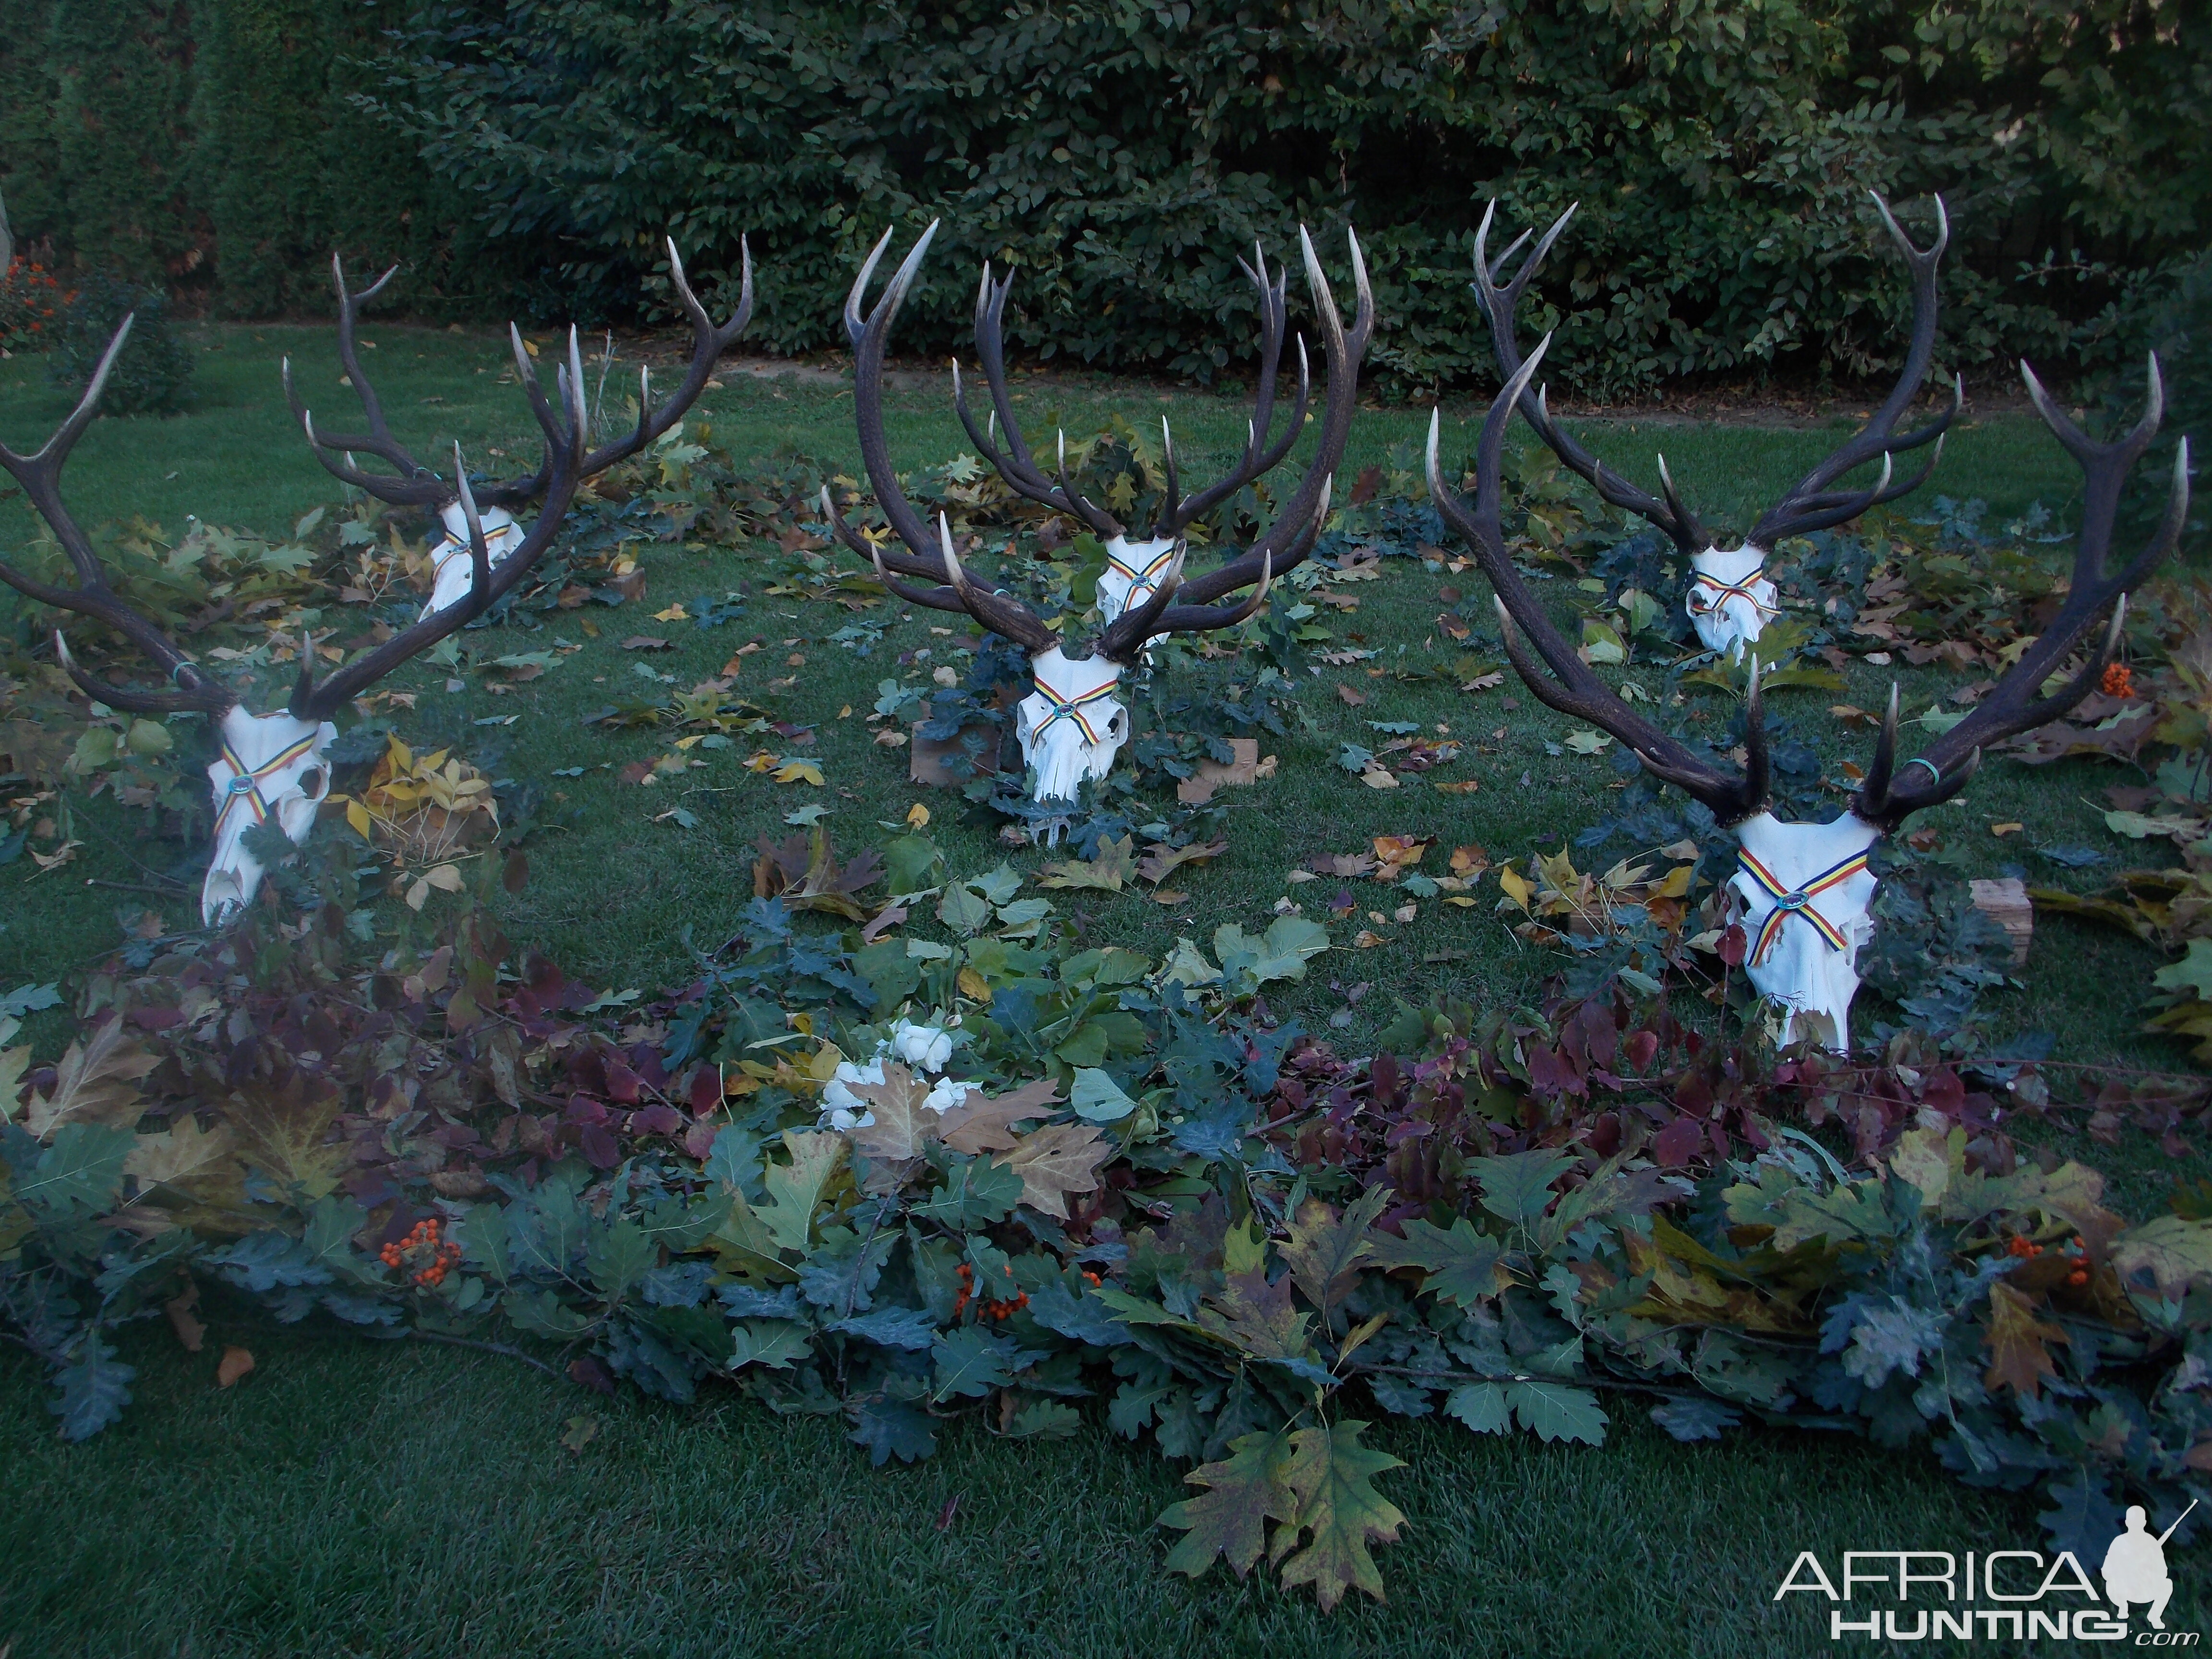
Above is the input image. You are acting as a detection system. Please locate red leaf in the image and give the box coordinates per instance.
[1718,924,1747,968]
[1651,1115,1706,1167]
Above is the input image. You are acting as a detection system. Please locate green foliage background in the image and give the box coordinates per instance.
[0,0,2206,392]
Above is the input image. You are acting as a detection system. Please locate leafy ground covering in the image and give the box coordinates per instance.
[3,322,2210,1656]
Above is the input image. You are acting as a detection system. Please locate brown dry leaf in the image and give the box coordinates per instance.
[1370,834,1433,879]
[940,1078,1062,1156]
[22,1015,158,1140]
[1138,838,1230,887]
[1352,929,1387,949]
[994,1121,1112,1219]
[1433,779,1480,795]
[165,1282,206,1352]
[1335,683,1366,707]
[847,1064,938,1179]
[216,1346,256,1388]
[1983,1282,2068,1398]
[1449,845,1490,877]
[620,635,671,651]
[1358,767,1399,790]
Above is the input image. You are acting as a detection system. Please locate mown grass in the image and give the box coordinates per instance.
[0,324,2205,1655]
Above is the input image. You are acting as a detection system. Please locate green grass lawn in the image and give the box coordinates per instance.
[1,324,2205,1655]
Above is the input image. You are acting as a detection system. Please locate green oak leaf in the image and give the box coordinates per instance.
[1365,1216,1509,1307]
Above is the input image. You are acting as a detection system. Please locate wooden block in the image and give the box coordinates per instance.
[1969,876,2033,966]
[1177,738,1262,805]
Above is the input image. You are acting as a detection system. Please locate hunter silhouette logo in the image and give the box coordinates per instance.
[1775,1502,2199,1643]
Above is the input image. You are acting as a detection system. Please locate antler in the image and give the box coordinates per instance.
[1853,353,2188,830]
[287,237,752,511]
[1474,194,1960,559]
[285,326,589,719]
[1747,196,1960,548]
[1429,338,1769,824]
[829,226,1324,666]
[0,317,236,713]
[1174,227,1373,608]
[951,242,1315,544]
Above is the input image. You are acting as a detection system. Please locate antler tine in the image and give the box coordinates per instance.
[865,535,976,619]
[1475,201,1706,558]
[935,513,1058,654]
[1856,357,2187,830]
[950,262,1122,537]
[0,315,235,713]
[1156,241,1313,534]
[287,326,592,721]
[817,481,966,585]
[1159,416,1181,528]
[285,255,444,505]
[1749,192,1956,547]
[1176,224,1372,608]
[1431,346,1764,822]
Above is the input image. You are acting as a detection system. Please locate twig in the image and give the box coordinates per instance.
[406,1328,565,1380]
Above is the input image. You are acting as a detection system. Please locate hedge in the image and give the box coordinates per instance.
[0,0,2207,396]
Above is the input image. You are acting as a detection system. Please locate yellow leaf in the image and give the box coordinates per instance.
[957,966,990,1001]
[993,1122,1112,1219]
[1497,864,1533,912]
[125,1118,239,1191]
[345,801,372,840]
[424,863,467,892]
[653,603,690,622]
[225,1076,343,1201]
[773,760,825,786]
[905,803,931,828]
[405,877,431,911]
[1358,767,1399,789]
[217,1345,256,1388]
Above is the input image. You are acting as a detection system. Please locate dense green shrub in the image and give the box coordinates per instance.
[49,273,194,415]
[362,0,2212,395]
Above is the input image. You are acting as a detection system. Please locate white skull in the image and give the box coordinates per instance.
[422,503,525,619]
[201,704,338,926]
[1014,646,1128,808]
[1097,535,1180,627]
[1686,545,1779,660]
[1727,811,1882,1052]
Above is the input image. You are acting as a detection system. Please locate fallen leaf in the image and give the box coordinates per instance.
[906,803,931,828]
[1989,822,2024,837]
[22,1015,158,1140]
[940,1079,1062,1155]
[993,1121,1112,1218]
[165,1283,206,1352]
[1434,779,1480,794]
[652,603,690,622]
[1336,684,1367,707]
[620,636,671,651]
[1138,839,1229,886]
[1358,767,1399,790]
[1982,1282,2067,1398]
[217,1345,256,1388]
[561,1414,601,1454]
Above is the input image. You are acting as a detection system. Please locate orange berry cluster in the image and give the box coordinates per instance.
[2102,661,2136,699]
[2007,1232,2092,1287]
[955,1262,1029,1321]
[380,1217,463,1287]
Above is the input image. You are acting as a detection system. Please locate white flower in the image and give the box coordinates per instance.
[889,1019,954,1074]
[820,1057,885,1130]
[923,1078,974,1115]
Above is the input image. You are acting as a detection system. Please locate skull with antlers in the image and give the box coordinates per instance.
[952,233,1370,633]
[1471,194,1961,660]
[284,239,754,619]
[1,311,592,925]
[822,223,1370,830]
[1431,321,2187,1050]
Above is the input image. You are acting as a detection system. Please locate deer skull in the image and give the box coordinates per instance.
[1098,536,1180,625]
[1726,811,1881,1052]
[1014,647,1128,810]
[424,503,524,618]
[201,704,338,925]
[1685,543,1778,660]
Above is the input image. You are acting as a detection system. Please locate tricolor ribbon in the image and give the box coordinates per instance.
[429,520,518,584]
[1105,542,1179,606]
[1687,567,1777,618]
[1029,676,1120,745]
[213,733,322,836]
[1736,846,1870,965]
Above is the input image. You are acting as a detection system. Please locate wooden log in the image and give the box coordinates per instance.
[1970,876,2033,966]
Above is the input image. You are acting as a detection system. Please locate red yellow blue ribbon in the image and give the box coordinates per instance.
[1688,567,1777,618]
[214,732,322,835]
[1104,542,1179,606]
[1736,846,1870,964]
[1030,677,1120,746]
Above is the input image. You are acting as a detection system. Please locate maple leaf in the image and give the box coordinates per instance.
[938,1078,1061,1155]
[1160,1427,1301,1581]
[847,1063,938,1187]
[1198,1267,1315,1361]
[22,1015,157,1140]
[2110,1214,2212,1299]
[224,1074,344,1202]
[1270,1420,1407,1611]
[1035,833,1135,891]
[1280,1188,1390,1328]
[758,1129,848,1254]
[1983,1281,2069,1398]
[993,1121,1111,1218]
[772,758,825,785]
